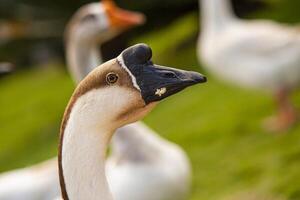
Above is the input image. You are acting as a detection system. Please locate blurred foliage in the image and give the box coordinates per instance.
[0,64,73,169]
[132,13,199,71]
[1,0,300,68]
[0,0,299,22]
[1,11,300,200]
[253,0,300,23]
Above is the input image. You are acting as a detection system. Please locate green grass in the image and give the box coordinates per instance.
[0,65,74,170]
[1,12,300,200]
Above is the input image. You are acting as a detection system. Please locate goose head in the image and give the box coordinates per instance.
[59,44,206,200]
[68,43,207,128]
[65,0,145,44]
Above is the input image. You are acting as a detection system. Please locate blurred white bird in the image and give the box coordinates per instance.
[0,159,59,200]
[66,1,191,199]
[198,0,300,131]
[0,62,14,76]
[0,1,191,200]
[107,123,191,200]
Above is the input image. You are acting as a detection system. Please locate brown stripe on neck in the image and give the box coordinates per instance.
[58,97,74,200]
[58,61,110,200]
[58,59,134,199]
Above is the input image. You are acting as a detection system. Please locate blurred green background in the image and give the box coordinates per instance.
[1,0,300,199]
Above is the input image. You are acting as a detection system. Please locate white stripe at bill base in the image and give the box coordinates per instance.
[116,55,141,91]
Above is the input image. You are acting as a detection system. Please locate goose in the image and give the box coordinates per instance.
[0,1,193,200]
[66,2,192,199]
[106,123,191,200]
[65,2,191,199]
[58,43,207,200]
[0,1,143,200]
[198,0,300,131]
[65,0,145,82]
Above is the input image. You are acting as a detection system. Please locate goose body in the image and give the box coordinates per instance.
[107,123,190,200]
[199,0,300,130]
[58,44,206,200]
[0,159,59,200]
[0,1,191,199]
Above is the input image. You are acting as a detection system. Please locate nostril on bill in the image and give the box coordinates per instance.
[162,71,177,78]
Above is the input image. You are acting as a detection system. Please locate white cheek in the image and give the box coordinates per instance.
[97,7,109,28]
[86,3,109,28]
[72,87,140,126]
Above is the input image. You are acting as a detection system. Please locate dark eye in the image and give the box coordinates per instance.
[106,73,119,85]
[81,14,97,23]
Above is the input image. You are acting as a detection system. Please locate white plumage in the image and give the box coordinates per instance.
[0,159,59,200]
[198,0,300,130]
[107,123,191,200]
[0,1,191,199]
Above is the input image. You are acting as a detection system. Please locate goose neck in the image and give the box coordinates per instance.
[59,97,115,200]
[200,0,235,32]
[66,35,102,83]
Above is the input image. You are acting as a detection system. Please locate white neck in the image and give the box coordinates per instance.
[61,93,115,200]
[200,0,235,33]
[66,38,102,83]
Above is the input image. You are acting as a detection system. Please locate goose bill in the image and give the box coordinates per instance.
[103,0,145,28]
[138,64,207,104]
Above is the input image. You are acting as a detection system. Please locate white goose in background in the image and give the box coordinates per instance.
[58,43,207,200]
[198,0,300,131]
[0,1,192,200]
[0,1,141,200]
[0,62,13,76]
[0,2,144,199]
[66,1,191,199]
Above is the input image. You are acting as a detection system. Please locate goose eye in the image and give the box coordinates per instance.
[106,73,119,85]
[81,14,97,23]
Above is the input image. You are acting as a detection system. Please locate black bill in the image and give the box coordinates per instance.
[118,43,207,104]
